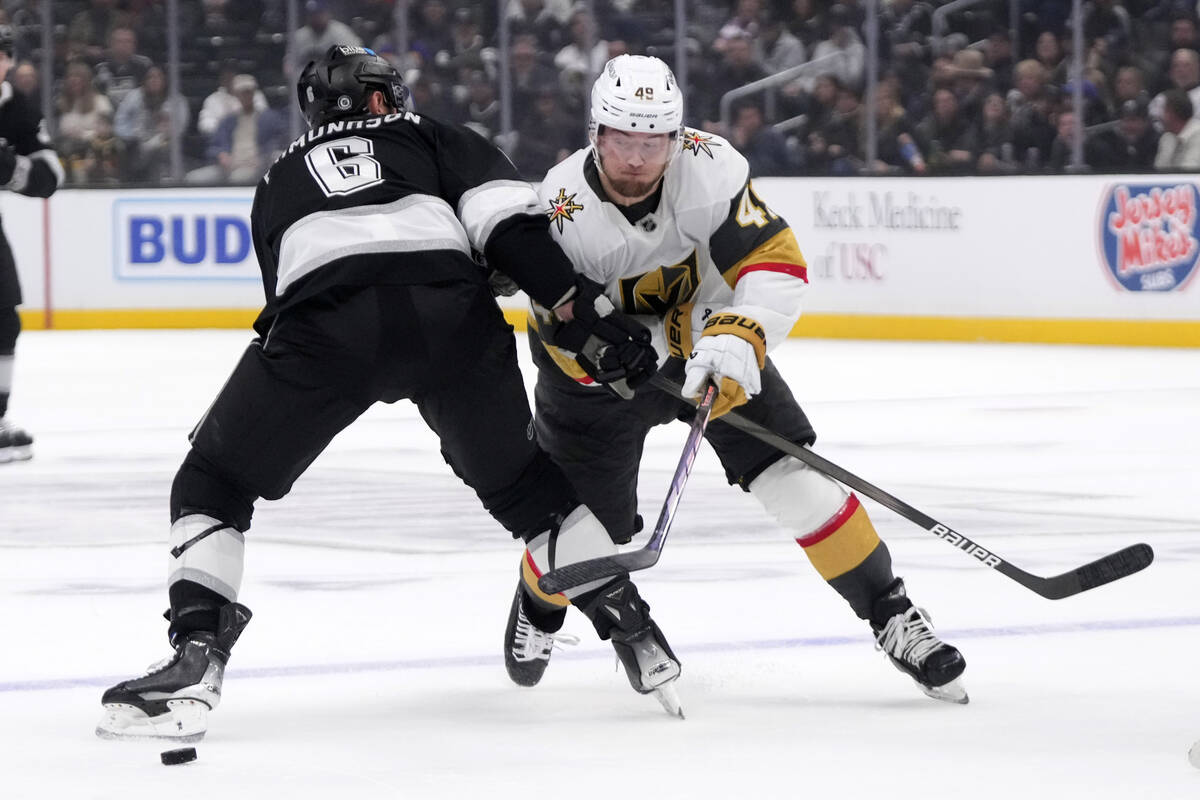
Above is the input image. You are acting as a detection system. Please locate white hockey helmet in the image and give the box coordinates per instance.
[589,55,684,146]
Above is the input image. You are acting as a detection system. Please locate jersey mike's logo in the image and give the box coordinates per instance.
[618,249,699,314]
[1099,182,1200,291]
[546,188,584,233]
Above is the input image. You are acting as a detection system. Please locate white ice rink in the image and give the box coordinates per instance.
[1,329,1198,800]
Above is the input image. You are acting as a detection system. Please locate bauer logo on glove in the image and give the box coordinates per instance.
[682,313,766,418]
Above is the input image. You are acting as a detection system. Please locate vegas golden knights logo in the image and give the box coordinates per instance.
[618,250,700,314]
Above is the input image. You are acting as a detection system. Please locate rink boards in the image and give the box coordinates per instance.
[8,175,1200,347]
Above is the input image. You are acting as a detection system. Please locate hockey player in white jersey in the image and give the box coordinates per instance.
[504,55,969,704]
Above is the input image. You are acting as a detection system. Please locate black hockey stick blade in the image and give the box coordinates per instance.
[537,383,718,595]
[1002,542,1154,600]
[648,374,1155,601]
[535,549,662,596]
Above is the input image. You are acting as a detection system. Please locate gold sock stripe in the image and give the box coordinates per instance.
[701,313,767,368]
[797,497,882,581]
[520,550,571,608]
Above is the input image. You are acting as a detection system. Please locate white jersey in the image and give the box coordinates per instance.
[533,129,808,374]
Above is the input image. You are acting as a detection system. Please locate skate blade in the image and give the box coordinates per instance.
[918,677,969,705]
[652,680,685,719]
[0,445,31,463]
[95,699,209,742]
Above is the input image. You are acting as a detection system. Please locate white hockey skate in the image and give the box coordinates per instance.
[611,620,684,718]
[96,603,251,741]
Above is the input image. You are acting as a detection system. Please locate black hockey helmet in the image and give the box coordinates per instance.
[297,45,408,127]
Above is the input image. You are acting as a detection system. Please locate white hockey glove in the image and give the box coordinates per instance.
[681,313,766,419]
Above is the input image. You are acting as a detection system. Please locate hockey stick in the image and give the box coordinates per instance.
[536,383,718,595]
[649,374,1153,601]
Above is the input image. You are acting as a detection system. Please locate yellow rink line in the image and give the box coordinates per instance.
[17,308,1200,348]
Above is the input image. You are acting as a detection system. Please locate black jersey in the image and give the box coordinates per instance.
[251,109,575,331]
[0,82,62,199]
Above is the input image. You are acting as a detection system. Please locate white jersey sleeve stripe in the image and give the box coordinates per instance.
[276,193,469,295]
[457,179,542,252]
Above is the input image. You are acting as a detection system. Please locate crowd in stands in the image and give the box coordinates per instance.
[6,0,1200,185]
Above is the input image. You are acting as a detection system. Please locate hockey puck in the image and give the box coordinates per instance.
[160,747,197,766]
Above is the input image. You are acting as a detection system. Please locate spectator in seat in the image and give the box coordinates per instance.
[432,7,489,84]
[11,61,37,98]
[983,28,1014,94]
[1090,97,1160,171]
[509,33,559,122]
[57,60,113,160]
[914,87,978,173]
[1150,49,1200,129]
[714,0,765,53]
[1033,30,1069,88]
[286,0,361,77]
[504,0,572,52]
[188,74,285,185]
[702,31,768,132]
[95,26,151,110]
[806,4,866,93]
[730,100,795,176]
[1113,65,1149,109]
[512,85,578,179]
[554,8,607,88]
[1009,60,1057,167]
[1155,88,1200,169]
[1142,15,1200,85]
[761,11,807,104]
[409,0,454,67]
[72,112,125,185]
[114,65,190,183]
[198,61,268,138]
[975,91,1017,173]
[806,84,863,175]
[868,79,923,174]
[456,69,502,142]
[68,0,123,64]
[1046,108,1104,170]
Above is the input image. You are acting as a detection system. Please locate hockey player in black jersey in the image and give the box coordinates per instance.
[96,45,679,742]
[0,25,63,463]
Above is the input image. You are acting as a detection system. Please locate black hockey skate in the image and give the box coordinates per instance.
[582,579,683,718]
[870,579,967,704]
[96,603,252,741]
[503,584,578,687]
[0,417,32,463]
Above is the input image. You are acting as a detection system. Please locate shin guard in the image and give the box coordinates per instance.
[752,456,895,619]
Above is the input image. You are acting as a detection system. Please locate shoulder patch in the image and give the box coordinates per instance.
[681,130,720,159]
[546,187,584,233]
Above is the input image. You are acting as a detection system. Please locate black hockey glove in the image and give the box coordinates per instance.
[0,145,16,185]
[487,267,520,298]
[554,282,657,400]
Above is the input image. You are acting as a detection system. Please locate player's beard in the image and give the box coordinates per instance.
[605,173,663,199]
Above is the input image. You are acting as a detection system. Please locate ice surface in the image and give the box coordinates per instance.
[2,330,1197,799]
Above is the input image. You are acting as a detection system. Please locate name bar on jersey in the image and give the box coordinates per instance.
[279,112,423,161]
